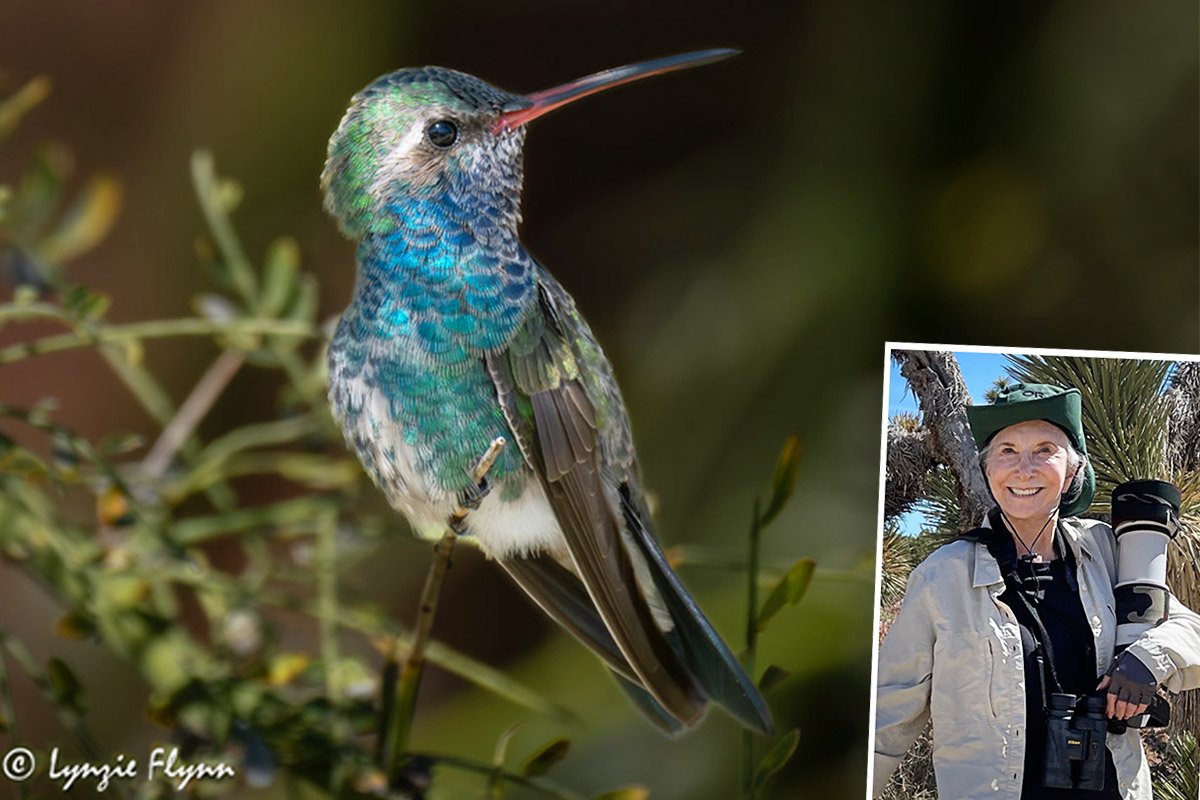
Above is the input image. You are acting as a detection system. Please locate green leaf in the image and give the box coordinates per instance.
[328,657,375,700]
[286,273,319,323]
[757,664,790,692]
[489,722,525,799]
[54,611,95,641]
[12,284,39,305]
[422,640,580,726]
[258,236,300,318]
[215,177,243,214]
[98,432,144,457]
[0,443,50,480]
[759,435,802,527]
[62,284,90,312]
[50,432,78,468]
[190,151,257,304]
[47,656,84,712]
[752,728,800,794]
[755,558,815,632]
[521,738,570,777]
[493,721,524,767]
[593,788,650,800]
[36,175,122,266]
[11,144,69,235]
[267,653,310,686]
[0,76,51,138]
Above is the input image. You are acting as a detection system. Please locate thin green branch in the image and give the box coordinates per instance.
[0,302,81,326]
[190,151,258,305]
[0,317,317,364]
[0,402,133,498]
[193,415,321,467]
[383,528,457,776]
[171,496,342,545]
[317,510,340,701]
[166,415,324,499]
[274,346,325,408]
[670,545,870,583]
[382,437,507,784]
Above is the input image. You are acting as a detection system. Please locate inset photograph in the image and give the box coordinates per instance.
[871,345,1200,800]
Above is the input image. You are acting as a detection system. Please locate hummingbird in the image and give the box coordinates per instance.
[322,50,772,736]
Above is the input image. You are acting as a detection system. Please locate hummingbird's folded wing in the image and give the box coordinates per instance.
[485,289,706,728]
[488,271,773,736]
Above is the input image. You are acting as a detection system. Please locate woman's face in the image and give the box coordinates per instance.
[985,420,1077,524]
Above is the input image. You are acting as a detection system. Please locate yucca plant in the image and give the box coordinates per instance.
[1151,731,1198,800]
[1008,354,1200,739]
[879,520,914,612]
[1005,355,1173,504]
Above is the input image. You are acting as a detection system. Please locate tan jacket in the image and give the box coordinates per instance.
[872,516,1200,799]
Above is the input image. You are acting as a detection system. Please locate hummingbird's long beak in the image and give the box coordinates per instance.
[493,48,738,134]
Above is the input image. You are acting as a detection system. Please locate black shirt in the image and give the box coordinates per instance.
[985,511,1120,799]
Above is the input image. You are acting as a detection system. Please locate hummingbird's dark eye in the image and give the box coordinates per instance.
[425,120,458,148]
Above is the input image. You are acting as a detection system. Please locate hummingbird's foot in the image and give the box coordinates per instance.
[448,513,469,536]
[459,476,492,511]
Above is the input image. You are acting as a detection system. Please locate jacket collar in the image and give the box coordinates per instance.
[971,511,1093,589]
[972,515,1004,588]
[1058,516,1095,561]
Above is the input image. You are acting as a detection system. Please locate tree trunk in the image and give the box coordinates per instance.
[893,350,992,531]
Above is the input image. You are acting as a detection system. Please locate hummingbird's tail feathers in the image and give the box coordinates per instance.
[619,488,776,737]
[542,454,707,726]
[501,553,697,736]
[499,555,635,680]
[613,673,688,737]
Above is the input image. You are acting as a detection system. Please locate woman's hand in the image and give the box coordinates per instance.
[1096,652,1156,720]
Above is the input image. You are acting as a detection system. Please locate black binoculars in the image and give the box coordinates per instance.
[1042,692,1108,791]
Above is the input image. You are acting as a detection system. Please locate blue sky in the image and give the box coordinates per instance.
[887,350,1010,417]
[887,350,1009,534]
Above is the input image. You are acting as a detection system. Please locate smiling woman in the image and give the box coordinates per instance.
[874,375,1200,800]
[980,419,1084,561]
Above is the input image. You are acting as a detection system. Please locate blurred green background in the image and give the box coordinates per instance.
[0,1,1196,798]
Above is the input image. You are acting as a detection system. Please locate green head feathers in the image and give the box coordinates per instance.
[321,68,528,239]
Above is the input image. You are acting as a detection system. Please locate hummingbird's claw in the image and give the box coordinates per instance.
[460,476,491,511]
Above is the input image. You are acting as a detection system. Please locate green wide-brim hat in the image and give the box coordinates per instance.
[965,382,1095,517]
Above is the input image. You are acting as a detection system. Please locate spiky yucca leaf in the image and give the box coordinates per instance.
[983,376,1013,404]
[913,466,962,553]
[1005,355,1172,510]
[1151,731,1198,800]
[880,521,915,609]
